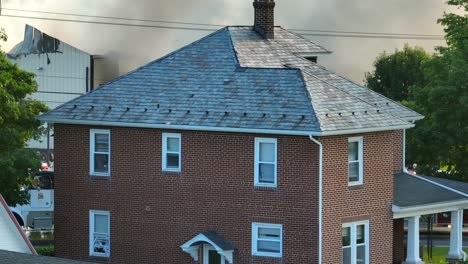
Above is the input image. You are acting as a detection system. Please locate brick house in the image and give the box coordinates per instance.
[39,1,468,263]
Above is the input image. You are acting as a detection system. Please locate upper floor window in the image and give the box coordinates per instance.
[162,133,181,172]
[342,221,369,264]
[89,210,110,257]
[90,129,110,176]
[252,222,282,257]
[254,138,277,187]
[348,137,363,185]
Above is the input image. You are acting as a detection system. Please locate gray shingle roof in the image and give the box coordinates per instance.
[39,27,423,134]
[201,230,234,251]
[0,250,94,264]
[393,172,467,208]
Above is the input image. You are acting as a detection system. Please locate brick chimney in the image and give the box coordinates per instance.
[253,0,275,39]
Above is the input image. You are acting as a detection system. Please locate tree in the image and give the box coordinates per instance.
[366,0,467,179]
[0,30,49,205]
[408,0,468,179]
[365,45,430,102]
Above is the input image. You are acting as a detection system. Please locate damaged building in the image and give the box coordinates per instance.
[7,25,117,153]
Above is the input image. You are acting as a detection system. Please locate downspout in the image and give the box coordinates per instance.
[402,129,407,173]
[309,135,322,264]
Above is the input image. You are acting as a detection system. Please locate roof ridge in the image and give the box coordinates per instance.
[282,26,331,54]
[299,56,424,121]
[38,27,230,120]
[295,55,417,124]
[299,64,408,126]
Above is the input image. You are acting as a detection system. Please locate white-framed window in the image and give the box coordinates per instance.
[89,210,110,257]
[252,222,282,257]
[254,138,277,187]
[348,136,363,185]
[342,221,369,264]
[90,129,110,176]
[162,133,181,172]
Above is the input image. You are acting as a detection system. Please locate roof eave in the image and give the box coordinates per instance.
[393,200,468,219]
[39,117,414,136]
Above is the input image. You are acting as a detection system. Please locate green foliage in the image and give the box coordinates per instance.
[367,0,467,179]
[407,0,468,178]
[0,31,49,205]
[0,149,40,205]
[365,45,430,101]
[34,244,55,256]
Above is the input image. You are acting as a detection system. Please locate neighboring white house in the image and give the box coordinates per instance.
[7,24,112,151]
[0,194,36,254]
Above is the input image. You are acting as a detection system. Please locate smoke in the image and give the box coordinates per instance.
[0,0,455,84]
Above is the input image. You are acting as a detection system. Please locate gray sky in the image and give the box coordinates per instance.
[0,0,455,84]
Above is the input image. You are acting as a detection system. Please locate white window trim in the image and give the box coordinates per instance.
[90,129,111,176]
[162,133,182,172]
[348,136,363,186]
[89,210,110,257]
[252,222,283,258]
[254,138,278,187]
[342,220,369,264]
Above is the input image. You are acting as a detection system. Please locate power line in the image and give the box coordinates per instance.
[3,7,445,38]
[0,14,217,32]
[0,12,445,40]
[1,7,226,28]
[291,28,443,38]
[298,32,444,40]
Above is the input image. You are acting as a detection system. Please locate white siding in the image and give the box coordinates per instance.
[0,206,31,253]
[8,42,91,149]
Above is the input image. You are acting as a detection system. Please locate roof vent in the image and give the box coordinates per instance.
[253,0,275,39]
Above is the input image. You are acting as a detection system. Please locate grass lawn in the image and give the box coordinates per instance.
[422,246,467,264]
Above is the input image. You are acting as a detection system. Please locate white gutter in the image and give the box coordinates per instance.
[40,117,414,137]
[308,135,322,264]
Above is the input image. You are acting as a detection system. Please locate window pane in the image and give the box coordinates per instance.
[94,154,109,173]
[342,227,351,246]
[357,245,366,263]
[258,240,280,253]
[349,162,359,182]
[95,134,109,152]
[356,224,365,244]
[342,247,351,264]
[259,142,275,162]
[259,163,275,183]
[348,141,358,161]
[258,227,280,239]
[94,214,108,234]
[167,137,179,152]
[166,153,179,168]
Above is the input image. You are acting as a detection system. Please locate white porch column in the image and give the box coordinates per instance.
[404,216,424,264]
[447,209,466,261]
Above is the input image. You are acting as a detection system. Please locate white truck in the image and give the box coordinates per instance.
[9,171,54,230]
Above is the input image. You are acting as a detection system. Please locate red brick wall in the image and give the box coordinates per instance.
[320,131,402,264]
[54,124,402,264]
[53,124,319,264]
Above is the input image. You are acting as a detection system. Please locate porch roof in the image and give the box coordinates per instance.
[393,172,468,219]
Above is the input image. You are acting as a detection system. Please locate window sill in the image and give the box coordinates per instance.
[90,175,111,181]
[348,184,364,191]
[252,253,282,258]
[90,173,111,177]
[162,170,181,176]
[89,253,110,259]
[254,185,277,191]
